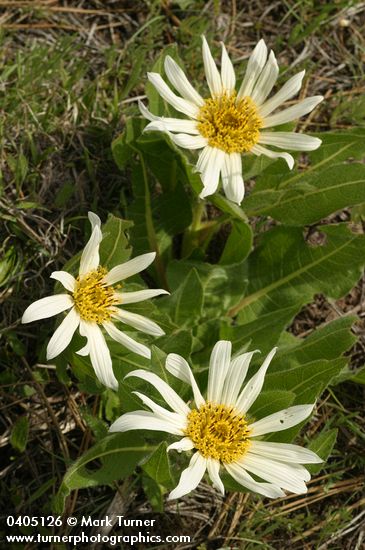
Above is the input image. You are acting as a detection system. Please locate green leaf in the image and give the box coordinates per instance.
[168,268,204,326]
[99,213,133,269]
[244,130,365,224]
[221,303,301,355]
[167,259,248,319]
[275,316,357,367]
[53,433,153,514]
[141,442,174,488]
[307,428,338,474]
[249,390,295,420]
[230,225,365,321]
[219,220,253,265]
[10,416,29,453]
[265,358,347,402]
[263,358,346,443]
[351,366,365,384]
[244,163,365,225]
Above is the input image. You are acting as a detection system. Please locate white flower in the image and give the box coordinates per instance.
[22,212,168,390]
[110,341,322,500]
[140,37,323,204]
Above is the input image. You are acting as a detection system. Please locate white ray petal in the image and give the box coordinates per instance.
[79,214,103,276]
[168,452,207,500]
[113,309,164,337]
[262,96,324,128]
[76,342,90,356]
[167,437,195,453]
[259,70,305,118]
[88,211,101,230]
[169,132,208,150]
[251,144,294,169]
[164,55,204,106]
[116,288,169,305]
[22,294,74,323]
[220,42,236,94]
[102,321,151,359]
[207,458,225,495]
[225,462,285,498]
[251,50,279,106]
[147,72,199,119]
[166,353,205,408]
[79,320,118,390]
[236,347,277,413]
[139,101,200,134]
[125,370,191,416]
[132,391,187,430]
[196,145,210,171]
[249,404,315,437]
[221,152,245,205]
[221,351,257,407]
[207,340,232,403]
[50,271,76,292]
[109,410,184,436]
[237,39,268,99]
[199,147,226,198]
[46,307,80,360]
[144,119,200,135]
[249,441,323,464]
[104,252,156,286]
[202,35,222,96]
[239,453,309,493]
[258,132,322,151]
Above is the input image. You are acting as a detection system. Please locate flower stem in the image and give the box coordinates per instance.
[182,199,206,257]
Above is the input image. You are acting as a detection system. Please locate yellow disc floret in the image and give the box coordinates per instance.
[73,267,117,323]
[185,402,251,463]
[198,94,262,154]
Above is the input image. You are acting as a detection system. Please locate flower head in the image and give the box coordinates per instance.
[110,341,322,499]
[22,212,168,390]
[140,37,323,204]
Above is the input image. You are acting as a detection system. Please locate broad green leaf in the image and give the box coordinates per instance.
[53,433,153,514]
[141,442,174,511]
[10,416,29,453]
[231,225,365,321]
[243,129,365,223]
[249,390,295,420]
[264,358,347,401]
[219,220,253,265]
[221,303,302,355]
[157,329,193,357]
[142,475,164,512]
[307,428,338,474]
[351,366,365,385]
[263,358,347,443]
[275,316,357,367]
[126,161,170,288]
[244,163,365,225]
[167,268,204,326]
[99,214,133,269]
[141,442,174,488]
[167,259,248,319]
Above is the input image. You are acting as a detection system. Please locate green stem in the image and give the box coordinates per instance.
[139,154,169,290]
[182,199,206,257]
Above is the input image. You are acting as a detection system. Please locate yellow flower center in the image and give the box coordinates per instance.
[197,94,262,154]
[185,402,251,463]
[73,267,117,323]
